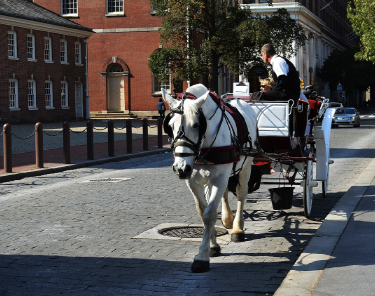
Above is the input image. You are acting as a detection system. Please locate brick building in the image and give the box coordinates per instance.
[33,0,174,119]
[240,0,356,101]
[0,0,93,123]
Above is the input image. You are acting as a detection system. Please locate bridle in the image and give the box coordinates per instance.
[163,92,208,159]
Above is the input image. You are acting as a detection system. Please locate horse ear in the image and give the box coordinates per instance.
[193,91,209,109]
[161,88,177,107]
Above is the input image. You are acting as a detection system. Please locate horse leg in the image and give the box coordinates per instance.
[221,188,234,229]
[188,177,228,273]
[192,184,222,258]
[231,163,252,242]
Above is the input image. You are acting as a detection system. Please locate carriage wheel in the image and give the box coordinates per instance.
[322,169,329,198]
[322,150,331,198]
[303,149,316,218]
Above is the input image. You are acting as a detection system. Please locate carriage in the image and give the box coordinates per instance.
[161,83,334,272]
[246,95,334,218]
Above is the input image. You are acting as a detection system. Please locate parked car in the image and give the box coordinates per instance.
[332,107,360,127]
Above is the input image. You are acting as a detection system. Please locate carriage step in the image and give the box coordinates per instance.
[329,159,334,164]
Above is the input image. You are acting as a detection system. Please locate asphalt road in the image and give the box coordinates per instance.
[0,114,374,295]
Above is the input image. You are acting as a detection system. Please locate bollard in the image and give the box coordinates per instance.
[35,122,43,168]
[142,118,148,151]
[3,124,12,173]
[108,120,114,157]
[126,119,133,153]
[87,120,94,160]
[157,117,163,148]
[63,121,71,164]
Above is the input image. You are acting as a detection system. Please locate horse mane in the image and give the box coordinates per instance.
[183,83,209,124]
[183,99,201,125]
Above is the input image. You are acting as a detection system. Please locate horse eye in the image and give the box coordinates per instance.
[192,123,199,128]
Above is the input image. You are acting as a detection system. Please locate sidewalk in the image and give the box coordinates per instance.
[0,120,171,182]
[275,158,375,296]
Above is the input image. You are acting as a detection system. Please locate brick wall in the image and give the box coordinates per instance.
[34,0,173,114]
[0,24,87,123]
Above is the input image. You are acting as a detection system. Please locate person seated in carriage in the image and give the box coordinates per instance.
[252,43,301,104]
[259,77,274,92]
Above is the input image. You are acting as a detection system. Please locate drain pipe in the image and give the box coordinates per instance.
[84,38,90,119]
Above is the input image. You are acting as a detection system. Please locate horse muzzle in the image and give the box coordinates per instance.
[173,165,192,179]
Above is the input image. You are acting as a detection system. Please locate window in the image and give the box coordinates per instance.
[61,0,78,16]
[45,81,53,108]
[107,0,124,15]
[28,80,37,109]
[61,81,69,107]
[9,79,19,108]
[44,37,52,61]
[60,39,68,63]
[27,34,36,60]
[8,31,17,58]
[152,74,171,94]
[75,42,82,64]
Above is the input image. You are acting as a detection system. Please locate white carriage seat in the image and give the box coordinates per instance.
[250,102,290,137]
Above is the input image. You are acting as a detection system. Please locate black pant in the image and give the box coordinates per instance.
[258,90,289,101]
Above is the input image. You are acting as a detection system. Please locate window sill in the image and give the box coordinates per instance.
[105,12,125,17]
[62,106,70,109]
[27,58,37,62]
[61,62,69,65]
[10,108,20,111]
[62,13,79,18]
[46,106,55,110]
[28,108,38,111]
[45,60,54,63]
[152,92,170,97]
[75,63,83,66]
[8,57,19,60]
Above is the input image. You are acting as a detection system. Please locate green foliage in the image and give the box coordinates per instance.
[347,0,375,63]
[319,48,375,92]
[149,0,306,91]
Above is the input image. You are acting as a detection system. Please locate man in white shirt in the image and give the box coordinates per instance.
[255,43,301,103]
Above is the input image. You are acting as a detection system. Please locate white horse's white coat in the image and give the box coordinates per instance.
[162,84,257,272]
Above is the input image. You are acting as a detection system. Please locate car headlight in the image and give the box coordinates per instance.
[351,116,355,119]
[333,116,336,119]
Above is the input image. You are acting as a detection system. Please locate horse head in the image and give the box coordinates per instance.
[162,84,209,179]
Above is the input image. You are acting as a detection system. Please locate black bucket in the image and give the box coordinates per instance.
[269,187,294,210]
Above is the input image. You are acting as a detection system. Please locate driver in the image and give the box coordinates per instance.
[253,43,301,104]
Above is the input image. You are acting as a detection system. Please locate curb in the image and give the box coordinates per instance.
[0,148,171,182]
[274,158,375,296]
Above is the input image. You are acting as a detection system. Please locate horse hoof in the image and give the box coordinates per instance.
[231,232,245,242]
[191,260,210,273]
[209,246,221,257]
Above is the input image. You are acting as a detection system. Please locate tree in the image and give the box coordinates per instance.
[319,48,375,94]
[149,0,306,93]
[347,0,375,63]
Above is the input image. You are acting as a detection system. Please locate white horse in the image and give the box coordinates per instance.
[162,84,257,273]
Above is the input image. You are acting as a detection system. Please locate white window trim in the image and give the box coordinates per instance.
[105,0,125,16]
[152,74,171,95]
[28,80,37,109]
[8,31,18,59]
[27,34,36,61]
[60,39,68,63]
[44,37,53,62]
[9,79,19,109]
[75,41,82,65]
[61,81,69,107]
[61,0,79,17]
[45,80,54,109]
